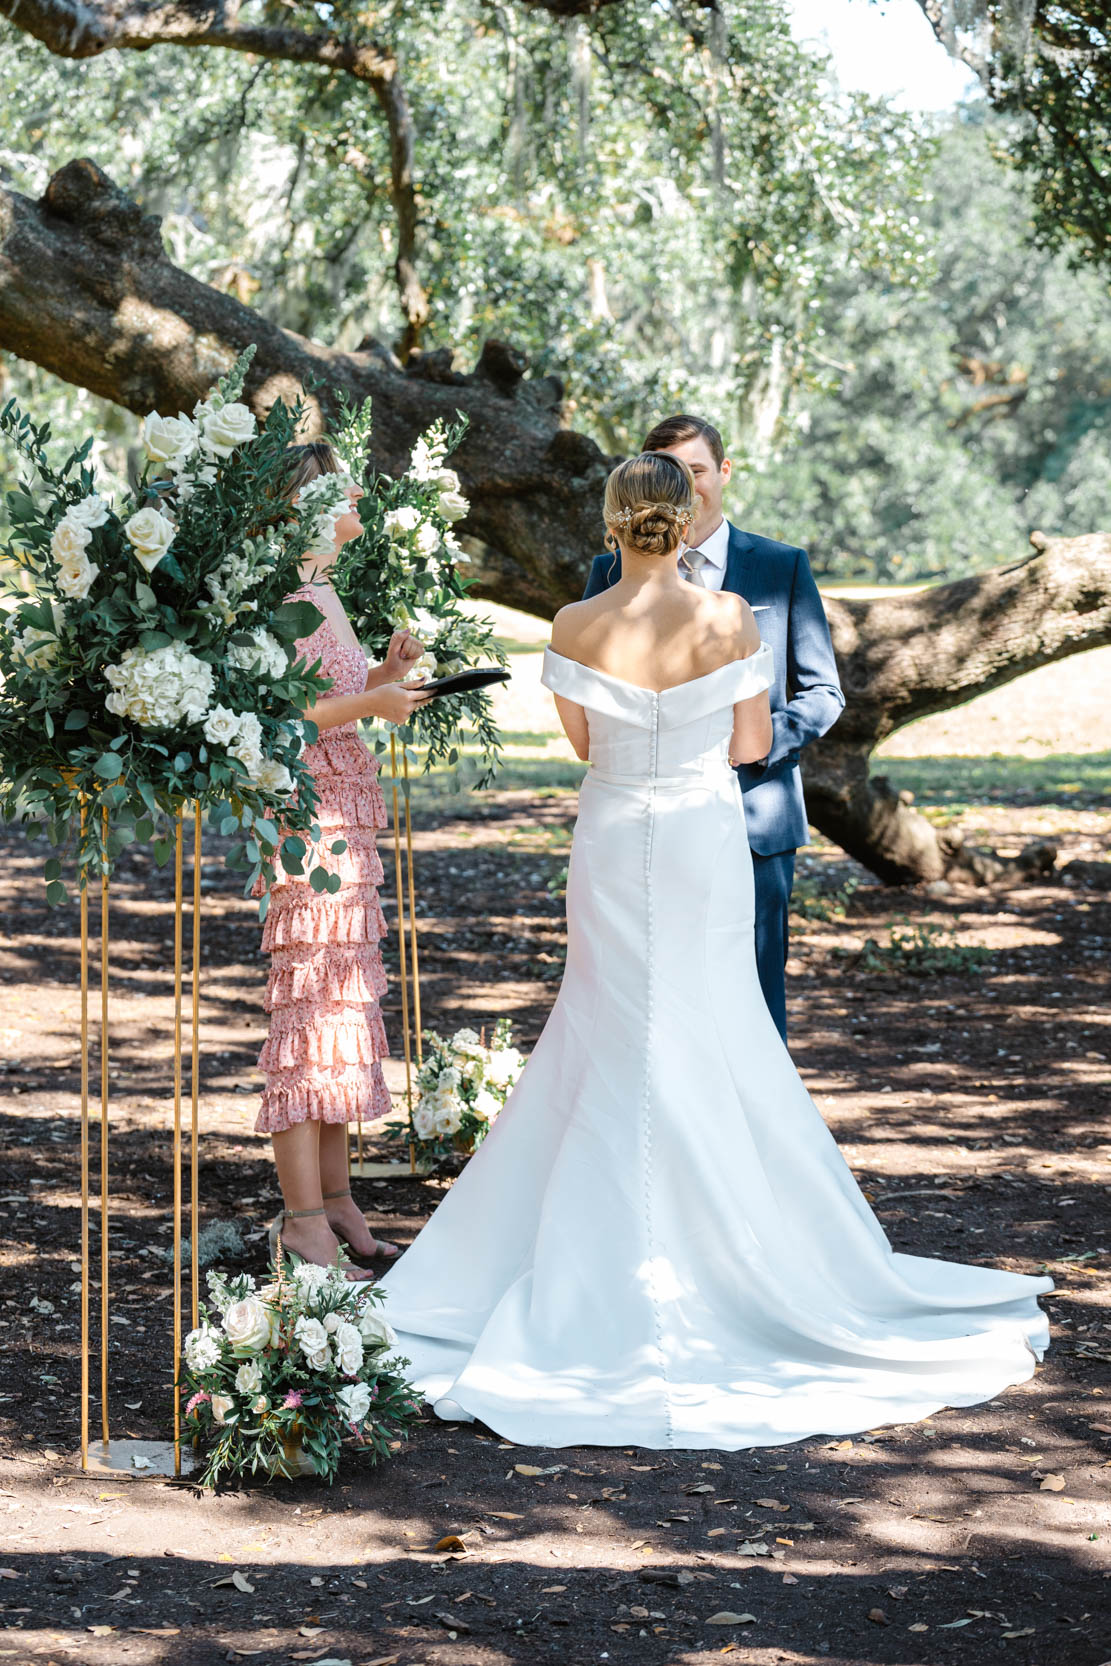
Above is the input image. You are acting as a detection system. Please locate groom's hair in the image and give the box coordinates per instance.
[642,414,725,469]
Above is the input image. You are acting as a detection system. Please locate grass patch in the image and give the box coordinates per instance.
[880,752,1111,810]
[843,919,991,977]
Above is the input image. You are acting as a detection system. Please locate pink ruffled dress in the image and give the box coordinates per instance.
[255,589,393,1134]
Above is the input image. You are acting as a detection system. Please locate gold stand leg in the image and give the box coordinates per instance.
[172,809,184,1477]
[79,799,89,1472]
[401,751,422,1171]
[99,806,110,1447]
[190,804,201,1335]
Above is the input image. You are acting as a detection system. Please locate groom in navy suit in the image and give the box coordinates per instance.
[582,414,844,1041]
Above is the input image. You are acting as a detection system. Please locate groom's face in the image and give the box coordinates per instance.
[654,436,731,542]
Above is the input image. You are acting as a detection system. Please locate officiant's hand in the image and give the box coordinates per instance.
[365,680,432,725]
[381,629,425,681]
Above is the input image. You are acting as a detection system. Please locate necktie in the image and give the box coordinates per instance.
[682,547,709,587]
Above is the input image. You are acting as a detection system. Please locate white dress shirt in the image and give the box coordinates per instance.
[679,518,730,591]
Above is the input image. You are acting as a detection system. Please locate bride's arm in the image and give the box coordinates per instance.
[729,603,774,766]
[553,693,590,761]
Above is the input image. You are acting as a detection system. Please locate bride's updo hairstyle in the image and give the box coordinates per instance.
[603,452,696,558]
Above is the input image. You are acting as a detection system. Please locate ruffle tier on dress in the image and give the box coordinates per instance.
[255,613,395,1134]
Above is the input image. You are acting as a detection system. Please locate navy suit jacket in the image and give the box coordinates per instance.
[581,523,844,855]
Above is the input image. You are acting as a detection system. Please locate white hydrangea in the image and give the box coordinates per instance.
[183,1324,222,1373]
[104,641,214,728]
[227,629,288,681]
[437,1066,461,1093]
[290,1261,330,1294]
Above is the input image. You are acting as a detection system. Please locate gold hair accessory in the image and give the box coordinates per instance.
[606,502,694,529]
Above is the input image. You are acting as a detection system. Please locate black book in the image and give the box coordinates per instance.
[418,666,511,699]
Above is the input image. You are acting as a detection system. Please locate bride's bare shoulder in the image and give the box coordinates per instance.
[697,589,761,657]
[551,598,606,655]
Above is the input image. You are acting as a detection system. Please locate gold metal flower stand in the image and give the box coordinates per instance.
[74,798,199,1478]
[349,735,432,1181]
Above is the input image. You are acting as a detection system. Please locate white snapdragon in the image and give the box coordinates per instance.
[104,641,214,728]
[123,506,177,574]
[336,1381,373,1425]
[227,629,288,681]
[183,1324,222,1373]
[294,471,355,558]
[382,505,421,537]
[408,430,449,481]
[414,520,440,559]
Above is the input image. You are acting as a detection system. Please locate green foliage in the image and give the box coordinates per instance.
[0,351,346,900]
[741,109,1111,580]
[789,871,859,922]
[850,919,990,977]
[332,410,506,784]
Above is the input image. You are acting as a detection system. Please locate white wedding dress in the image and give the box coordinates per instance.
[379,644,1051,1449]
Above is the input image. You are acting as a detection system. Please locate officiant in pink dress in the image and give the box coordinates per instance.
[259,441,431,1278]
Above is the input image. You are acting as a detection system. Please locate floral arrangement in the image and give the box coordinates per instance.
[332,409,505,786]
[181,1260,418,1486]
[0,348,352,904]
[387,1019,526,1164]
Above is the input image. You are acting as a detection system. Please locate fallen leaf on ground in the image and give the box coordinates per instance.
[485,1510,524,1519]
[1003,1629,1036,1639]
[433,1535,467,1553]
[707,1528,726,1537]
[514,1463,564,1476]
[1039,1474,1066,1491]
[868,1608,889,1625]
[0,1571,18,1580]
[706,1611,756,1625]
[753,1498,790,1511]
[367,1658,400,1666]
[782,1573,799,1585]
[684,1483,715,1494]
[939,1616,976,1628]
[908,1622,929,1633]
[541,1586,566,1593]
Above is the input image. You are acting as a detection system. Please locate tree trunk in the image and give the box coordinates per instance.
[2,162,1109,884]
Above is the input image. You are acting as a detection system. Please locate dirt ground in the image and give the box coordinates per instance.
[0,775,1109,1666]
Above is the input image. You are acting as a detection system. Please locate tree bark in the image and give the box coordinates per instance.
[2,161,1109,885]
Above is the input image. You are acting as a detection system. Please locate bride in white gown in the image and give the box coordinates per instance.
[379,452,1051,1450]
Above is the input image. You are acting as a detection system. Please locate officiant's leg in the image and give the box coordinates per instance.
[751,849,795,1043]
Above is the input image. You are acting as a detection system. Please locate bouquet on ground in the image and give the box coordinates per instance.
[332,409,505,785]
[0,346,353,904]
[388,1019,526,1164]
[182,1261,418,1486]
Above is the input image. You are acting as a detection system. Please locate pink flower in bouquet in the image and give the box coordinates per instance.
[185,1391,211,1417]
[282,1390,303,1409]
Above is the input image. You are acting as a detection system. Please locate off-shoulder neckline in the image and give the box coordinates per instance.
[544,642,769,697]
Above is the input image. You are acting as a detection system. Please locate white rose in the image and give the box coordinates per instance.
[336,1381,373,1426]
[254,757,293,795]
[202,704,240,747]
[402,651,437,685]
[295,1314,331,1370]
[183,1323,222,1372]
[55,551,99,600]
[433,1101,463,1137]
[333,1321,364,1376]
[50,519,91,565]
[487,1048,524,1088]
[235,1359,263,1395]
[252,1395,269,1414]
[355,1305,396,1350]
[436,473,469,522]
[124,506,176,573]
[211,1394,234,1425]
[472,1088,500,1123]
[383,504,421,536]
[223,1296,272,1353]
[323,1311,342,1334]
[413,1100,437,1140]
[201,401,256,457]
[65,494,111,531]
[142,411,198,464]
